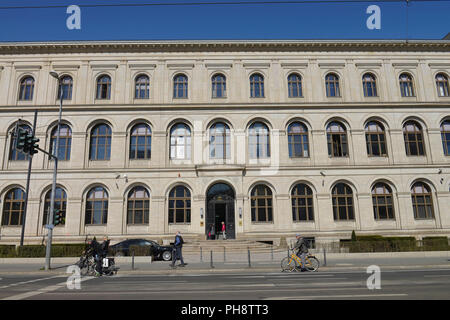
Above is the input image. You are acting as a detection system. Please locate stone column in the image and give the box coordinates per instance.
[107,197,124,235]
[110,132,127,168]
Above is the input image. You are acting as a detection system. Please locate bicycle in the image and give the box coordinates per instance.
[281,248,320,272]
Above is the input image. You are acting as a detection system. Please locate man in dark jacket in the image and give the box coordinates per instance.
[171,231,187,268]
[293,234,309,271]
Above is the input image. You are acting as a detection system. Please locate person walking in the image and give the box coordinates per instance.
[171,231,188,268]
[293,233,309,272]
[208,224,215,240]
[221,221,226,240]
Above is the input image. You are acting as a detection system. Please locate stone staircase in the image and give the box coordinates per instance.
[182,239,276,253]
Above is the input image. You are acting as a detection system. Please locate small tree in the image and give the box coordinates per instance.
[351,230,357,242]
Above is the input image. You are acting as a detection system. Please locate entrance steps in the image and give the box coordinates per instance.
[182,239,275,253]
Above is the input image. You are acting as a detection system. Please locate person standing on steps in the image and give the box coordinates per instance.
[208,224,215,240]
[221,221,226,240]
[171,231,188,268]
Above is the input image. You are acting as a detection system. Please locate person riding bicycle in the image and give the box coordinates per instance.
[94,236,110,276]
[293,233,309,272]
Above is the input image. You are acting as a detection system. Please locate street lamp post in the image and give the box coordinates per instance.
[45,71,63,271]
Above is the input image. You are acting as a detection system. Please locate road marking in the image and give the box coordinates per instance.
[335,264,354,266]
[264,293,408,300]
[0,275,63,289]
[229,283,276,287]
[1,276,94,300]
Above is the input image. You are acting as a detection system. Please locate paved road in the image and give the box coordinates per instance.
[1,268,449,300]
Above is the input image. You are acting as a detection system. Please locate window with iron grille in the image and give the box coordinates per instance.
[1,188,25,226]
[332,183,354,221]
[251,185,273,223]
[85,186,108,225]
[168,186,191,224]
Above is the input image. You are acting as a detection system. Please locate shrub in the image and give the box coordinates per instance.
[0,245,17,257]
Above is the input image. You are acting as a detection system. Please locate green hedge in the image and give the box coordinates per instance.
[341,235,450,253]
[0,243,87,258]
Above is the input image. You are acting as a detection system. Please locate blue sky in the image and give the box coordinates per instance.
[0,0,449,42]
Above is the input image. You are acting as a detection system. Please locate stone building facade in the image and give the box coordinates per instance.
[0,40,449,246]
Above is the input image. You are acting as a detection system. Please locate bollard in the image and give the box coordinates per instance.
[271,246,274,261]
[210,250,214,269]
[323,248,327,267]
[131,249,135,270]
[200,247,203,263]
[248,248,251,268]
[224,246,226,262]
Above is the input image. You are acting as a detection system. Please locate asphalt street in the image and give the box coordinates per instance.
[1,268,449,300]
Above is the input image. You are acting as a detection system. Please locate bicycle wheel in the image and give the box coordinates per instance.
[305,256,320,272]
[281,256,296,272]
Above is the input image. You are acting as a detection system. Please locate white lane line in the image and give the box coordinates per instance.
[229,283,276,287]
[265,293,408,300]
[0,275,64,290]
[1,276,94,300]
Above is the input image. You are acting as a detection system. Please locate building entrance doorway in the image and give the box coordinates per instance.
[206,183,235,240]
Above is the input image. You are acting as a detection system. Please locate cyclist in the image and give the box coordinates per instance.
[293,233,309,272]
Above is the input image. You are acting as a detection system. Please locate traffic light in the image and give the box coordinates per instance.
[29,136,39,155]
[15,127,27,152]
[53,209,62,226]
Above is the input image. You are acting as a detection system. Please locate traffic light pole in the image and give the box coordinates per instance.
[44,93,63,271]
[20,110,37,247]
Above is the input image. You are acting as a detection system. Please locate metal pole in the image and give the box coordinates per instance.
[200,247,203,263]
[223,246,226,262]
[210,250,214,268]
[323,248,327,267]
[45,86,63,271]
[271,246,274,261]
[20,110,37,247]
[248,248,251,268]
[132,249,135,270]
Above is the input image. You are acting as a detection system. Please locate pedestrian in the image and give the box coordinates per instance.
[221,221,226,240]
[208,224,215,240]
[171,231,188,268]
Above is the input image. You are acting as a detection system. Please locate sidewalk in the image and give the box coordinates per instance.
[0,250,449,275]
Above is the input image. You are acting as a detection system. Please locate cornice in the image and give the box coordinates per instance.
[0,40,449,55]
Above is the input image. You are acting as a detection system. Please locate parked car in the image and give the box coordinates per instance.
[109,239,173,261]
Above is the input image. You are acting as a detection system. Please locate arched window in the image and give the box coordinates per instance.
[441,120,450,156]
[212,74,226,98]
[248,122,270,159]
[436,73,449,97]
[168,186,191,224]
[411,182,434,220]
[43,187,67,226]
[399,73,415,97]
[325,73,340,97]
[291,184,314,221]
[96,75,111,100]
[85,186,108,225]
[89,124,112,161]
[403,121,425,156]
[327,122,348,157]
[372,183,394,220]
[332,183,354,221]
[362,73,377,97]
[58,75,73,100]
[127,186,150,225]
[365,121,387,157]
[9,124,32,161]
[250,73,264,98]
[19,76,35,101]
[170,123,191,160]
[209,122,230,159]
[50,124,72,161]
[288,122,309,158]
[1,188,25,226]
[288,73,302,98]
[130,123,152,160]
[135,74,150,99]
[173,74,188,99]
[250,185,273,223]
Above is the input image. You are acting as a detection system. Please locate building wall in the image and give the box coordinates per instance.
[0,41,449,245]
